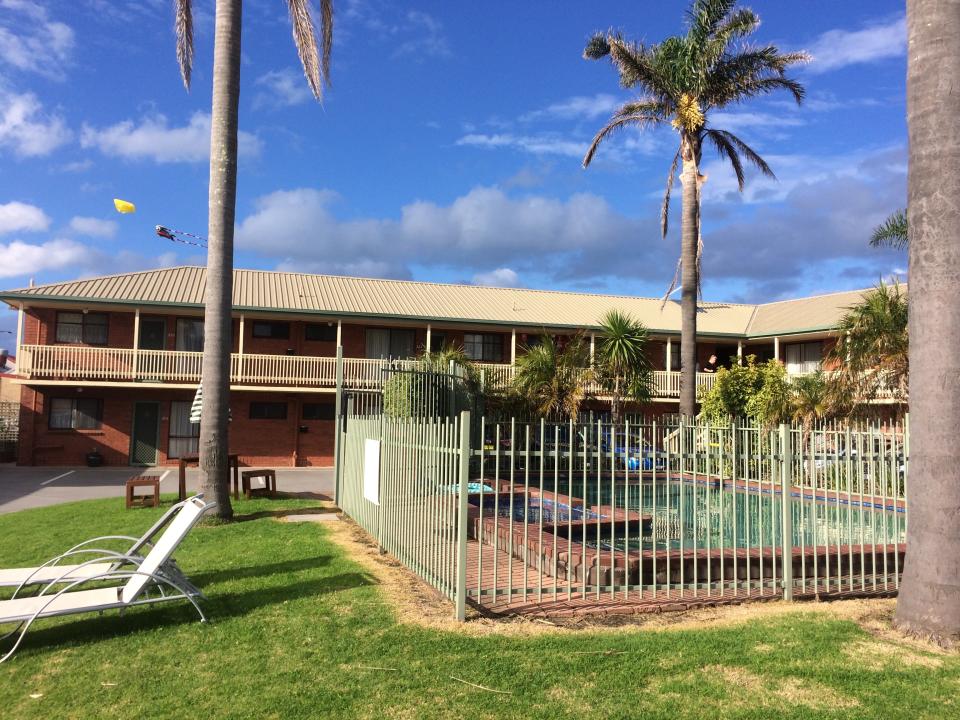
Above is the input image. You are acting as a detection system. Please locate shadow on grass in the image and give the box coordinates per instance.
[232,506,337,522]
[6,570,378,660]
[191,556,335,585]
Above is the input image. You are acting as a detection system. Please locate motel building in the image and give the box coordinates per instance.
[0,266,871,468]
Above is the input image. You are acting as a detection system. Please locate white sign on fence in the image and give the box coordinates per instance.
[363,438,381,505]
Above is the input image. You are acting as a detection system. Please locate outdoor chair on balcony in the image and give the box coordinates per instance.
[0,496,215,663]
[0,496,204,596]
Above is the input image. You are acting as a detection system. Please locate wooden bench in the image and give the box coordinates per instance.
[126,475,160,508]
[240,469,277,499]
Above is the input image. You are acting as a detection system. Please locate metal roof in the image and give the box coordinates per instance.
[0,266,874,337]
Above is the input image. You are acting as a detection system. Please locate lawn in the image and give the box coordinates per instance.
[0,496,956,720]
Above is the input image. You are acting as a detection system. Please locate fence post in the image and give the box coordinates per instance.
[455,409,471,621]
[333,345,344,507]
[779,423,794,601]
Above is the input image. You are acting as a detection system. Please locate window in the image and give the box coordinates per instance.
[55,312,108,345]
[428,332,446,353]
[785,342,822,375]
[664,342,680,371]
[305,323,337,342]
[302,402,335,421]
[365,328,415,359]
[252,320,290,339]
[176,318,204,352]
[250,401,287,420]
[464,333,503,362]
[49,398,102,430]
[168,400,199,458]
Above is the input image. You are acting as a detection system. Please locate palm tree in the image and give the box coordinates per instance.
[825,281,908,410]
[789,371,828,451]
[173,0,332,519]
[512,334,593,420]
[594,310,652,423]
[895,0,960,646]
[582,0,807,417]
[870,209,908,249]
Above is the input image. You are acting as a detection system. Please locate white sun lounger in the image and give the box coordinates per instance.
[0,495,215,663]
[0,497,204,596]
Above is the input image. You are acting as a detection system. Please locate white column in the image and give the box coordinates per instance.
[737,341,743,365]
[15,303,23,369]
[510,328,516,365]
[666,337,673,372]
[773,336,780,362]
[336,319,342,348]
[426,324,432,354]
[589,332,595,363]
[238,314,245,382]
[132,308,140,380]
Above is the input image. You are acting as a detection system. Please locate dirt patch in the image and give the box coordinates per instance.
[315,512,947,644]
[843,638,944,670]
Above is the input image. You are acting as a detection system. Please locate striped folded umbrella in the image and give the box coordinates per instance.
[190,383,232,424]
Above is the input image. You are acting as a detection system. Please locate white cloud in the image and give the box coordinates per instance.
[806,16,906,74]
[69,216,117,239]
[0,0,75,78]
[520,94,622,123]
[472,268,521,288]
[253,69,314,110]
[0,201,49,234]
[235,186,666,281]
[344,2,450,59]
[394,10,450,59]
[709,111,805,132]
[0,89,71,157]
[457,133,588,159]
[0,237,89,278]
[80,112,262,163]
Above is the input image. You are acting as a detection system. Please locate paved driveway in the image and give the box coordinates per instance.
[0,464,335,514]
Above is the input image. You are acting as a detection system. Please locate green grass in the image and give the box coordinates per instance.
[0,496,957,719]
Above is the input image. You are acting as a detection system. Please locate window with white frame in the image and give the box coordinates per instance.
[365,328,415,359]
[55,312,108,345]
[49,398,102,430]
[176,318,204,352]
[785,341,822,374]
[168,400,199,458]
[464,333,503,362]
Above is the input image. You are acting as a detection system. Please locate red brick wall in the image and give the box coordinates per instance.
[17,386,337,468]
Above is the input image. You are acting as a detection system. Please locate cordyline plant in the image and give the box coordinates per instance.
[582,0,807,417]
[172,0,333,519]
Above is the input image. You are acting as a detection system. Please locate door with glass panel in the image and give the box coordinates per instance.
[130,401,160,465]
[168,400,200,459]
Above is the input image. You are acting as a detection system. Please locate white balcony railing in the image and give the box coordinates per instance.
[16,344,722,399]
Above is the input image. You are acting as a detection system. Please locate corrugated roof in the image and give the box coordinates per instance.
[0,266,875,337]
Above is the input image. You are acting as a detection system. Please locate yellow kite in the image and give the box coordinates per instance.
[113,198,136,214]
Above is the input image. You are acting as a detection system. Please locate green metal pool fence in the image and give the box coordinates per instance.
[335,412,908,620]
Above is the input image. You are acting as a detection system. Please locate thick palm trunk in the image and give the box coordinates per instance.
[895,0,960,646]
[678,134,701,418]
[199,0,242,520]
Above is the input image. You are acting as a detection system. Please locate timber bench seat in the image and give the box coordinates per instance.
[125,475,160,508]
[241,469,277,499]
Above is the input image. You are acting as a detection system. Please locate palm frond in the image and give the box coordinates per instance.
[686,0,737,46]
[605,34,665,92]
[175,0,194,90]
[582,111,664,168]
[706,128,775,185]
[704,128,745,189]
[660,148,681,238]
[870,209,908,249]
[286,0,333,101]
[583,31,611,60]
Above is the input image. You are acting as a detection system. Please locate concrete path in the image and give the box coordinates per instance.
[0,464,334,514]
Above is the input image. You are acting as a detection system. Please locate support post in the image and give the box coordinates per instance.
[238,314,245,382]
[510,328,516,365]
[455,409,471,621]
[336,319,342,348]
[780,423,794,601]
[426,323,432,354]
[333,345,344,506]
[774,336,780,362]
[737,341,743,365]
[132,308,140,380]
[589,332,595,363]
[15,303,23,372]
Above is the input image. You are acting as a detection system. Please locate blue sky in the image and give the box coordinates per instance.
[0,0,908,336]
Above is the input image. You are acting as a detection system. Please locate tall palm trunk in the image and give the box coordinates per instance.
[895,0,960,646]
[199,0,242,520]
[679,132,701,417]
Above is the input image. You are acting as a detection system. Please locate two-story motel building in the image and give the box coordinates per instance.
[0,266,865,467]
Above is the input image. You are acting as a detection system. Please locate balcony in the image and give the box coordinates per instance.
[15,344,717,399]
